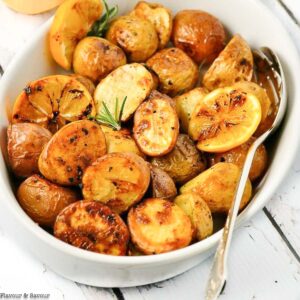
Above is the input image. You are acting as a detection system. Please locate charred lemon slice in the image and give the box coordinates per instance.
[189,87,261,153]
[49,0,103,70]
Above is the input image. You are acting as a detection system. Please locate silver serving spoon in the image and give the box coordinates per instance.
[205,47,287,300]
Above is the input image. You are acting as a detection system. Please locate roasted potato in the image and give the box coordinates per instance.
[172,10,226,64]
[150,165,177,200]
[133,91,179,157]
[82,152,150,214]
[151,134,206,184]
[39,120,107,186]
[17,175,79,227]
[208,137,268,181]
[180,162,252,214]
[203,35,254,91]
[69,74,96,96]
[175,87,207,133]
[146,47,199,97]
[54,200,129,255]
[73,37,127,82]
[106,15,158,62]
[174,193,213,241]
[11,75,96,133]
[94,63,154,121]
[49,0,103,70]
[128,198,193,254]
[131,1,172,49]
[7,123,52,178]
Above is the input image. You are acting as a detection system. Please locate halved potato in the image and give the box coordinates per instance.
[7,123,52,178]
[12,75,96,133]
[69,74,96,96]
[174,193,213,241]
[54,200,129,255]
[17,175,79,227]
[131,1,172,49]
[188,87,261,152]
[49,0,103,70]
[203,35,254,91]
[208,137,268,181]
[180,162,252,213]
[128,198,193,254]
[151,134,206,184]
[94,63,154,121]
[39,120,106,186]
[106,15,158,62]
[175,87,207,133]
[133,92,179,156]
[82,152,150,214]
[146,47,199,97]
[73,37,127,82]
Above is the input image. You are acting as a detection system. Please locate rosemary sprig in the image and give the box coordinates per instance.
[87,0,118,37]
[89,96,127,130]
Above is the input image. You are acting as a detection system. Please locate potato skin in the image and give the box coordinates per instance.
[106,15,158,62]
[73,37,127,82]
[208,137,268,181]
[146,47,199,97]
[7,123,52,178]
[82,152,150,214]
[17,175,79,227]
[54,200,129,255]
[69,74,96,96]
[151,134,206,184]
[180,162,252,214]
[128,198,193,254]
[39,120,106,186]
[172,10,226,64]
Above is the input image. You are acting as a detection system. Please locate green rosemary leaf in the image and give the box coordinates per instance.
[115,97,119,121]
[118,96,127,122]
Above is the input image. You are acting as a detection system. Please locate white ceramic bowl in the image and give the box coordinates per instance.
[0,0,299,288]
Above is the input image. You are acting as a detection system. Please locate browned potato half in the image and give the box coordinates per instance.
[180,162,252,214]
[131,1,172,49]
[17,175,79,227]
[94,63,154,121]
[150,165,177,200]
[172,10,226,64]
[106,15,158,62]
[151,134,206,184]
[133,92,179,156]
[128,198,193,254]
[11,75,96,133]
[54,200,129,255]
[39,120,106,186]
[208,137,267,181]
[7,123,52,178]
[82,152,150,214]
[175,87,207,133]
[146,47,199,97]
[174,193,213,241]
[203,35,254,91]
[73,37,127,82]
[101,126,145,158]
[69,74,96,96]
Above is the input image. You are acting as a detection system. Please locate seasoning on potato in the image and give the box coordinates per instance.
[133,91,179,157]
[203,34,254,91]
[146,47,199,96]
[172,10,226,64]
[39,120,107,186]
[151,134,206,184]
[73,37,127,82]
[128,198,193,254]
[17,175,79,227]
[7,123,52,178]
[82,152,150,214]
[180,162,252,214]
[54,200,129,255]
[69,74,96,96]
[106,15,158,62]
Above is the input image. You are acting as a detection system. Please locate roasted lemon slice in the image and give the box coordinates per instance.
[189,87,261,152]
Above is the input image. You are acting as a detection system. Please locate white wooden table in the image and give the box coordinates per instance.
[0,1,300,299]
